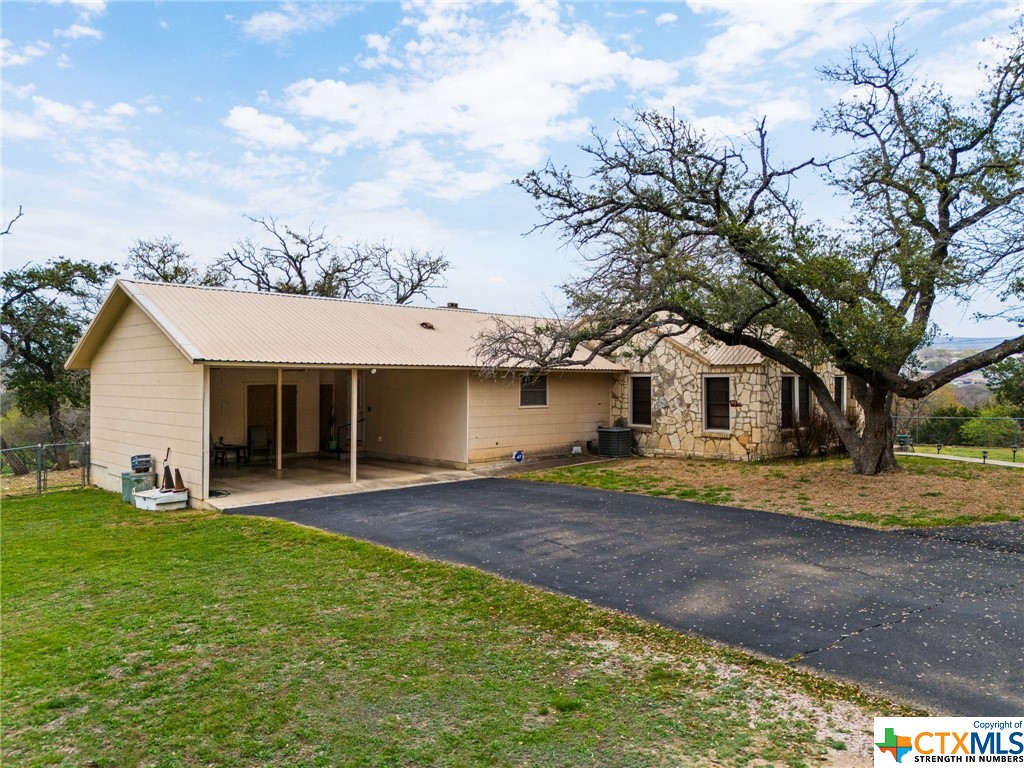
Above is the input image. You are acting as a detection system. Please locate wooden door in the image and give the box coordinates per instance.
[247,384,297,454]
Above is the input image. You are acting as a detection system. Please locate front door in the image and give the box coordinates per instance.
[247,384,297,454]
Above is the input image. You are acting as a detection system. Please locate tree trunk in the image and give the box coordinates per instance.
[849,385,898,475]
[48,403,71,470]
[0,435,30,476]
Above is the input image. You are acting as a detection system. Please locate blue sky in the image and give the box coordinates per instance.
[3,0,1022,337]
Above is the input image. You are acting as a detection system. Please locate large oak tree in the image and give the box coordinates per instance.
[2,257,118,450]
[479,26,1024,475]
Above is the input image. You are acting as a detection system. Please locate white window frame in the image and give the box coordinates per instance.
[703,375,732,432]
[781,374,813,429]
[519,374,548,408]
[833,375,846,414]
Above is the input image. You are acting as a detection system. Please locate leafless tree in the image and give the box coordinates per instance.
[124,236,227,286]
[2,206,24,236]
[212,215,448,304]
[347,242,450,304]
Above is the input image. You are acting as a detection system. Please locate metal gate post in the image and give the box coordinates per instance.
[36,444,43,495]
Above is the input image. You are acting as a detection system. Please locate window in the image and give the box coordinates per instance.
[704,376,731,431]
[519,374,547,407]
[833,376,846,413]
[630,375,652,426]
[781,376,795,429]
[782,375,813,428]
[799,378,810,424]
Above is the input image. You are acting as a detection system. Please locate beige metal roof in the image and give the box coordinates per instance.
[666,327,765,367]
[67,280,625,371]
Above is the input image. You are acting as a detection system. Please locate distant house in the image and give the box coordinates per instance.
[609,329,852,461]
[66,280,623,508]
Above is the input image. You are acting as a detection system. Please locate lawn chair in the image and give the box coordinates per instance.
[248,425,272,463]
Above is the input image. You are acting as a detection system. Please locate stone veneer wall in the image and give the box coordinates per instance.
[610,340,797,461]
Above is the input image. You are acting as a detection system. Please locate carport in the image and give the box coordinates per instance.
[207,456,478,509]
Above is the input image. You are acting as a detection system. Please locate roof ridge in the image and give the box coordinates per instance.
[121,279,552,321]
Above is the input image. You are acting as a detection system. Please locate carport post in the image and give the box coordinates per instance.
[276,368,283,471]
[349,368,358,483]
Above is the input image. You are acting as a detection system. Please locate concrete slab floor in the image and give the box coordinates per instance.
[208,456,479,510]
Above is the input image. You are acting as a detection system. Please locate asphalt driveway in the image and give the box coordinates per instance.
[230,478,1024,715]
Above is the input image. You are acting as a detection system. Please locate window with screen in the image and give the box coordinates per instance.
[630,376,652,426]
[704,376,730,431]
[519,374,548,407]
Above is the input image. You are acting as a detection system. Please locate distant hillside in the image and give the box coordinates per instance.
[918,337,1011,381]
[925,337,1009,353]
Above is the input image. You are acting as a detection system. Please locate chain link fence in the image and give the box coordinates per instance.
[0,442,91,498]
[892,417,1023,461]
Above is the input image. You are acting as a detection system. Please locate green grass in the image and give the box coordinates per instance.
[1,490,915,767]
[516,466,736,506]
[909,445,1021,463]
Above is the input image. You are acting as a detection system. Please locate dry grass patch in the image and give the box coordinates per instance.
[519,456,1024,528]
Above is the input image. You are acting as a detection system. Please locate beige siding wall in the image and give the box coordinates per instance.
[363,369,468,467]
[209,367,325,454]
[89,304,205,499]
[467,372,613,465]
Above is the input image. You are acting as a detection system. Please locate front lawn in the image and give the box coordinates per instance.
[908,444,1020,463]
[1,490,915,767]
[518,456,1024,528]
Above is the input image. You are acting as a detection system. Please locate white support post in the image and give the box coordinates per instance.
[349,368,358,483]
[276,368,283,471]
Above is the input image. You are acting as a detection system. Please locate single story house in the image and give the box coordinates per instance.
[66,280,623,508]
[67,281,855,508]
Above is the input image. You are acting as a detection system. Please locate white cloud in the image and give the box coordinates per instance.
[1,39,51,67]
[107,102,137,117]
[655,13,679,26]
[68,0,106,19]
[358,33,400,69]
[57,53,72,69]
[2,81,37,99]
[238,3,360,44]
[33,96,83,125]
[285,3,678,166]
[344,140,506,210]
[54,23,103,40]
[0,111,49,141]
[223,106,306,148]
[685,1,880,79]
[20,94,139,133]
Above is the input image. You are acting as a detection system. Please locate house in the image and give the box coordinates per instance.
[67,281,853,508]
[66,280,624,508]
[609,328,852,461]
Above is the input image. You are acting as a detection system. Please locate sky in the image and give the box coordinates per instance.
[3,0,1023,338]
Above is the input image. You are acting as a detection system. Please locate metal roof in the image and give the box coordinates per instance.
[67,280,625,371]
[666,327,766,367]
